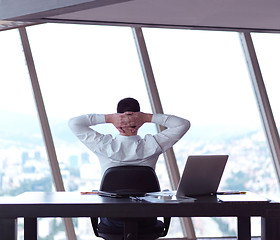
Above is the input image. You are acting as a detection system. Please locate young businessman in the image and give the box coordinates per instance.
[69,97,191,230]
[68,97,191,175]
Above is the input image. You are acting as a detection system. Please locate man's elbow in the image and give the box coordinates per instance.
[184,120,191,132]
[68,117,78,130]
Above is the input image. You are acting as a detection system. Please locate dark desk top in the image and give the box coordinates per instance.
[0,192,276,219]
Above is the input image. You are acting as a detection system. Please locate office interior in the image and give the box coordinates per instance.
[1,0,280,239]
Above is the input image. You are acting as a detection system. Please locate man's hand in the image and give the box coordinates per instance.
[105,113,132,133]
[105,112,152,133]
[122,112,152,133]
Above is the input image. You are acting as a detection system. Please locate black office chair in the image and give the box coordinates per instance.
[91,166,171,240]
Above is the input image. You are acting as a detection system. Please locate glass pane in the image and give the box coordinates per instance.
[0,29,51,240]
[143,28,278,238]
[251,32,280,127]
[26,23,173,239]
[252,33,280,168]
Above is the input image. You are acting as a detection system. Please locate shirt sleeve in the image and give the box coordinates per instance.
[68,114,111,151]
[151,114,191,152]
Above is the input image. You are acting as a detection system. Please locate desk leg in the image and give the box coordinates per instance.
[124,221,138,240]
[261,217,280,240]
[0,218,17,240]
[24,218,37,240]
[237,216,251,240]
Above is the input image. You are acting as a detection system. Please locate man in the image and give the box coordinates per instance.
[68,97,191,175]
[69,97,191,232]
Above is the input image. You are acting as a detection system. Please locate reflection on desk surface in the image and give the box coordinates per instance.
[145,190,271,203]
[145,190,196,202]
[217,191,270,202]
[131,195,196,203]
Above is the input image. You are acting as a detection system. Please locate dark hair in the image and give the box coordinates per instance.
[117,97,140,113]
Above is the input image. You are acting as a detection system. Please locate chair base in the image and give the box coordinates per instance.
[98,232,164,240]
[96,217,166,240]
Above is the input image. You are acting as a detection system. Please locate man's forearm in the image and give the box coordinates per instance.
[152,114,190,129]
[68,114,105,136]
[142,113,153,123]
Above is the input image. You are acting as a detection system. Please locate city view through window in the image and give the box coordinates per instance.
[0,24,280,239]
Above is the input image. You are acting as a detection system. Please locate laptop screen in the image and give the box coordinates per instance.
[176,155,228,197]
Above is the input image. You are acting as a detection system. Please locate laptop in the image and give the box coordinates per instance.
[99,155,228,200]
[176,155,228,198]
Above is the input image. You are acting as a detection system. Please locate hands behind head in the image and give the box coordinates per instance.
[109,112,152,134]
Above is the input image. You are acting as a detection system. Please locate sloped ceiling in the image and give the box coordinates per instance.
[1,0,280,32]
[45,0,280,32]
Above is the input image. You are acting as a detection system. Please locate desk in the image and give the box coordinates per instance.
[0,192,278,240]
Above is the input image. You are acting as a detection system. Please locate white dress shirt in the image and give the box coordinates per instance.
[68,113,190,174]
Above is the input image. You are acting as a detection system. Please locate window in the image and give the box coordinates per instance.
[2,23,279,239]
[143,28,278,237]
[26,23,173,239]
[252,32,280,134]
[0,29,51,194]
[0,28,51,239]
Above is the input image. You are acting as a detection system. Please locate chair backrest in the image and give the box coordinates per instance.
[100,166,161,195]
